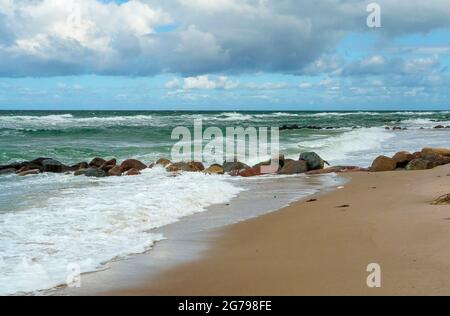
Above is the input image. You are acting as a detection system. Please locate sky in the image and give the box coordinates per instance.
[0,0,449,110]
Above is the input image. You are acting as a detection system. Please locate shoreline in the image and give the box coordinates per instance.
[56,173,343,296]
[100,165,450,296]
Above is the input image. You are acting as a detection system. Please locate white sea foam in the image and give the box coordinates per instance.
[0,168,243,295]
[0,114,160,130]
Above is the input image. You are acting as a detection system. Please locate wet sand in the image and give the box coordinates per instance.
[104,164,450,296]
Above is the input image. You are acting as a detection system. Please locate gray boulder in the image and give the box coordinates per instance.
[299,152,325,171]
[84,168,107,178]
[223,161,250,173]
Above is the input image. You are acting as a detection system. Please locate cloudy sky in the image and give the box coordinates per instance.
[0,0,449,110]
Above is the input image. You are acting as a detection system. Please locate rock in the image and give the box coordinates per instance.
[108,166,122,177]
[421,147,450,157]
[278,160,308,175]
[100,158,117,172]
[0,168,16,175]
[0,163,23,171]
[406,159,434,171]
[126,168,141,176]
[155,158,172,167]
[239,166,262,177]
[18,169,40,176]
[84,168,107,178]
[223,161,250,173]
[299,152,325,171]
[42,159,69,173]
[189,161,205,171]
[89,158,106,168]
[392,151,415,168]
[120,159,147,173]
[71,162,89,171]
[16,164,43,173]
[166,161,204,172]
[431,194,450,205]
[385,127,391,130]
[370,155,397,172]
[203,164,225,175]
[434,125,445,129]
[74,169,88,176]
[29,157,52,165]
[253,155,285,171]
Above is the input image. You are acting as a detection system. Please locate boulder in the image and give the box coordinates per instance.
[239,166,262,177]
[406,159,434,171]
[29,157,52,166]
[189,161,205,171]
[0,168,16,175]
[108,166,122,177]
[120,159,147,173]
[71,162,89,171]
[42,159,69,173]
[278,160,308,175]
[392,151,415,168]
[223,161,250,173]
[84,168,107,178]
[421,147,450,157]
[126,168,141,176]
[74,169,88,176]
[166,161,204,172]
[0,163,23,171]
[155,158,172,167]
[431,194,450,205]
[370,155,397,172]
[100,158,117,172]
[89,158,106,168]
[253,155,285,171]
[16,164,43,173]
[203,164,225,175]
[299,152,325,171]
[18,169,40,176]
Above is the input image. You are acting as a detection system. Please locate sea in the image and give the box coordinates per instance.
[0,110,449,295]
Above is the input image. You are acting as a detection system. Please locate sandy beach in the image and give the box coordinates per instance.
[103,164,450,296]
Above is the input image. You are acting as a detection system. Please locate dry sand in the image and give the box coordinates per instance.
[106,165,450,296]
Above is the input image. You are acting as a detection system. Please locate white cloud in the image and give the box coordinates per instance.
[1,0,450,77]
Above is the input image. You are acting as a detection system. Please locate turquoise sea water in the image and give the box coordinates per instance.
[1,110,449,165]
[0,110,449,295]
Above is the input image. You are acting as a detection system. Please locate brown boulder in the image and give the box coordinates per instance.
[166,161,204,172]
[421,147,450,157]
[108,166,122,177]
[18,169,40,176]
[155,158,172,167]
[100,158,117,172]
[71,162,89,171]
[431,194,450,205]
[278,160,308,175]
[203,164,225,175]
[89,158,106,168]
[392,151,415,168]
[370,155,397,172]
[126,168,141,176]
[239,166,262,177]
[120,159,147,173]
